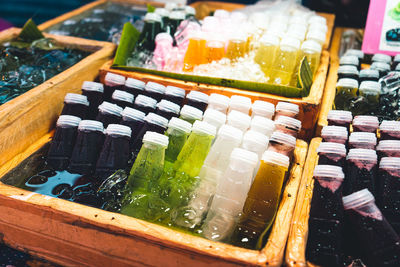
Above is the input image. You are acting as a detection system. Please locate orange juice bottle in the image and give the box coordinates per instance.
[226,33,247,61]
[205,39,225,62]
[182,31,207,72]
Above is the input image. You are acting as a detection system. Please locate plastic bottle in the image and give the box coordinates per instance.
[359,69,379,83]
[380,120,400,140]
[348,132,377,150]
[352,115,379,133]
[227,110,251,132]
[321,125,348,145]
[327,110,353,132]
[135,13,162,52]
[205,38,225,63]
[202,108,226,131]
[60,93,89,119]
[185,6,196,19]
[267,131,297,157]
[182,31,207,72]
[95,102,123,128]
[254,34,280,79]
[372,53,392,65]
[370,62,391,78]
[179,105,203,124]
[242,129,269,176]
[124,78,146,98]
[305,30,326,47]
[103,72,125,101]
[186,91,209,112]
[156,100,180,120]
[251,100,275,119]
[153,33,173,71]
[164,117,192,166]
[339,55,359,69]
[119,107,145,149]
[376,140,400,158]
[154,8,170,29]
[111,90,134,109]
[301,40,322,77]
[166,11,185,37]
[228,95,252,115]
[317,142,347,167]
[202,148,258,242]
[226,32,247,61]
[207,93,230,113]
[164,86,186,106]
[334,78,358,111]
[359,81,381,111]
[133,94,158,114]
[250,116,275,137]
[233,151,290,248]
[81,81,104,119]
[144,82,165,102]
[274,115,302,137]
[337,65,359,81]
[275,102,299,119]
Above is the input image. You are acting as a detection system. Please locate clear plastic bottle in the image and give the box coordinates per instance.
[111,90,134,109]
[205,38,225,63]
[182,31,207,72]
[305,30,326,47]
[348,132,377,150]
[226,32,247,61]
[61,93,89,119]
[179,105,203,124]
[228,95,252,115]
[95,101,123,128]
[202,148,258,242]
[242,130,269,177]
[321,125,348,145]
[301,40,322,77]
[166,11,185,37]
[164,117,192,168]
[153,33,173,71]
[251,100,275,119]
[254,34,280,79]
[207,93,230,114]
[275,101,299,119]
[250,116,275,137]
[202,108,226,131]
[334,78,359,111]
[227,110,251,132]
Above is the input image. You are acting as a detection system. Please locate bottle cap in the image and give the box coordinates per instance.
[380,120,400,132]
[155,8,169,17]
[372,53,392,64]
[165,2,177,11]
[125,78,145,90]
[308,15,327,25]
[347,148,377,162]
[242,130,269,150]
[145,81,166,94]
[144,113,168,128]
[327,110,353,123]
[56,115,81,127]
[218,124,243,141]
[112,90,134,104]
[155,32,173,43]
[168,117,192,133]
[289,16,308,26]
[317,142,347,156]
[313,165,344,179]
[262,150,290,168]
[342,189,375,210]
[214,9,230,19]
[144,12,162,22]
[345,49,364,60]
[105,72,125,86]
[306,30,326,45]
[336,78,359,89]
[280,36,301,50]
[287,29,306,42]
[274,115,302,132]
[250,116,275,136]
[64,93,89,106]
[349,132,377,146]
[301,40,322,54]
[227,110,251,131]
[394,54,400,63]
[359,81,381,93]
[165,86,186,98]
[276,102,299,116]
[352,115,379,128]
[337,65,359,76]
[180,105,203,121]
[203,108,226,128]
[379,157,400,169]
[78,120,104,132]
[143,131,169,147]
[230,11,247,21]
[359,69,379,79]
[371,61,391,72]
[192,120,216,136]
[308,23,328,34]
[230,148,259,167]
[259,34,280,46]
[252,100,275,118]
[321,125,348,139]
[121,107,145,121]
[208,93,230,111]
[377,140,400,152]
[229,95,252,113]
[185,6,196,16]
[98,101,123,117]
[186,91,209,103]
[169,11,185,20]
[105,124,132,137]
[134,94,157,108]
[270,131,296,147]
[81,81,104,93]
[157,100,180,114]
[339,55,359,66]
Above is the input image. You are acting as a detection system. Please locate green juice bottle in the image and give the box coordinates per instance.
[120,131,169,221]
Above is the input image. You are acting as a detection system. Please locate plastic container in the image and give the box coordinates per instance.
[186,91,209,112]
[376,140,400,158]
[339,55,359,69]
[179,105,203,124]
[124,78,145,98]
[301,40,322,76]
[267,131,297,157]
[359,81,381,111]
[321,126,348,144]
[104,72,125,101]
[133,94,158,115]
[379,120,400,140]
[251,100,275,119]
[372,53,392,65]
[156,100,180,120]
[202,108,226,131]
[370,62,391,78]
[119,107,145,149]
[275,102,299,119]
[327,110,353,132]
[111,90,134,109]
[334,78,359,111]
[254,34,280,80]
[306,30,326,46]
[166,11,185,37]
[227,110,251,132]
[228,95,252,115]
[352,115,379,133]
[359,69,379,83]
[144,82,166,102]
[274,115,302,137]
[60,93,89,119]
[317,142,347,167]
[241,130,269,160]
[164,117,192,166]
[81,81,104,119]
[337,65,359,81]
[348,132,377,150]
[250,116,275,137]
[207,93,230,114]
[164,86,186,106]
[135,12,162,52]
[226,32,247,61]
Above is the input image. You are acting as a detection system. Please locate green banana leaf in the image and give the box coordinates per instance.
[17,19,44,43]
[147,4,156,13]
[112,22,313,98]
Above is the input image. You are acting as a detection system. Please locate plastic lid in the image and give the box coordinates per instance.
[121,107,145,121]
[243,130,269,148]
[78,120,104,132]
[157,100,180,114]
[321,125,348,138]
[98,102,123,117]
[81,81,104,93]
[230,148,259,167]
[289,16,308,26]
[186,91,209,103]
[313,165,344,179]
[185,6,196,16]
[259,34,280,46]
[275,116,302,132]
[301,40,322,53]
[252,100,275,118]
[327,110,353,123]
[394,54,400,63]
[227,110,251,131]
[217,124,243,141]
[155,8,169,17]
[339,55,359,66]
[372,53,392,64]
[180,105,203,121]
[214,9,230,19]
[192,120,216,136]
[349,132,377,145]
[64,93,89,106]
[353,115,379,127]
[144,113,168,128]
[203,108,226,127]
[280,36,301,50]
[229,95,252,112]
[125,78,145,90]
[380,120,400,132]
[230,11,247,21]
[112,90,134,103]
[342,189,375,210]
[262,150,290,168]
[359,81,381,93]
[143,131,169,147]
[337,65,359,75]
[145,82,166,94]
[276,102,299,115]
[144,12,162,22]
[308,15,327,25]
[359,69,379,79]
[169,11,185,20]
[288,28,307,42]
[317,142,347,156]
[336,78,359,89]
[134,94,157,108]
[376,140,400,151]
[168,117,192,133]
[270,131,296,147]
[379,157,400,169]
[371,62,390,71]
[345,49,364,59]
[105,72,125,85]
[155,32,173,43]
[251,116,275,133]
[308,23,328,33]
[209,93,229,110]
[306,30,326,44]
[165,85,185,97]
[56,115,81,127]
[105,124,132,137]
[347,148,377,161]
[165,3,177,11]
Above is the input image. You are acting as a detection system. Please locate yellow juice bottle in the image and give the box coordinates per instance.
[301,40,322,77]
[205,39,225,62]
[226,33,247,61]
[269,37,301,86]
[254,34,280,81]
[182,32,207,72]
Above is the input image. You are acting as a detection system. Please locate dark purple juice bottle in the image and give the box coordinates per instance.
[345,149,378,195]
[60,93,89,119]
[111,90,134,109]
[359,69,380,83]
[348,132,377,150]
[327,110,353,132]
[103,72,125,101]
[164,85,186,106]
[81,81,104,120]
[306,165,345,267]
[337,65,359,81]
[267,131,297,157]
[352,115,379,133]
[185,91,209,112]
[124,77,145,98]
[119,107,145,149]
[343,189,400,266]
[317,142,347,167]
[380,121,400,141]
[321,125,348,145]
[144,81,165,102]
[47,115,81,170]
[156,99,180,120]
[376,140,400,158]
[95,124,132,179]
[95,102,123,128]
[133,94,157,114]
[274,115,302,138]
[69,120,105,175]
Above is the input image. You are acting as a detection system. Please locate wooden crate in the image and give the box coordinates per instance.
[285,137,322,267]
[0,113,308,266]
[0,27,116,168]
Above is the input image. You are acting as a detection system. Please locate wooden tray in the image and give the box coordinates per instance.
[285,137,322,267]
[0,27,116,168]
[0,119,308,266]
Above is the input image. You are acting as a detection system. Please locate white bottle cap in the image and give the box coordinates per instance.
[280,36,301,50]
[185,6,196,16]
[105,72,125,86]
[180,105,203,121]
[313,165,344,179]
[165,3,177,11]
[359,69,379,79]
[327,110,353,123]
[144,113,168,128]
[144,12,162,22]
[347,148,377,162]
[187,91,209,103]
[276,102,299,116]
[274,115,302,132]
[336,78,359,89]
[339,55,359,66]
[250,116,275,136]
[227,110,251,132]
[379,157,400,169]
[208,93,230,111]
[81,81,104,93]
[359,81,381,94]
[259,34,280,46]
[287,29,306,42]
[143,131,169,147]
[353,115,379,128]
[230,147,259,167]
[337,65,359,76]
[125,78,145,90]
[78,120,104,132]
[121,107,145,121]
[376,140,400,152]
[345,49,364,60]
[262,150,290,168]
[342,189,375,210]
[105,124,132,137]
[308,15,327,25]
[157,100,180,114]
[203,108,226,129]
[270,131,296,147]
[372,53,392,64]
[380,120,400,132]
[165,85,186,98]
[145,81,166,94]
[112,90,134,104]
[301,40,322,54]
[371,62,391,74]
[134,94,157,108]
[317,142,347,156]
[349,132,377,146]
[64,93,89,106]
[308,23,328,34]
[192,120,216,136]
[321,125,348,139]
[242,130,269,151]
[306,30,326,45]
[98,102,123,117]
[252,100,275,119]
[218,124,243,141]
[169,11,185,20]
[168,117,192,134]
[155,8,169,17]
[229,95,252,114]
[56,115,81,127]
